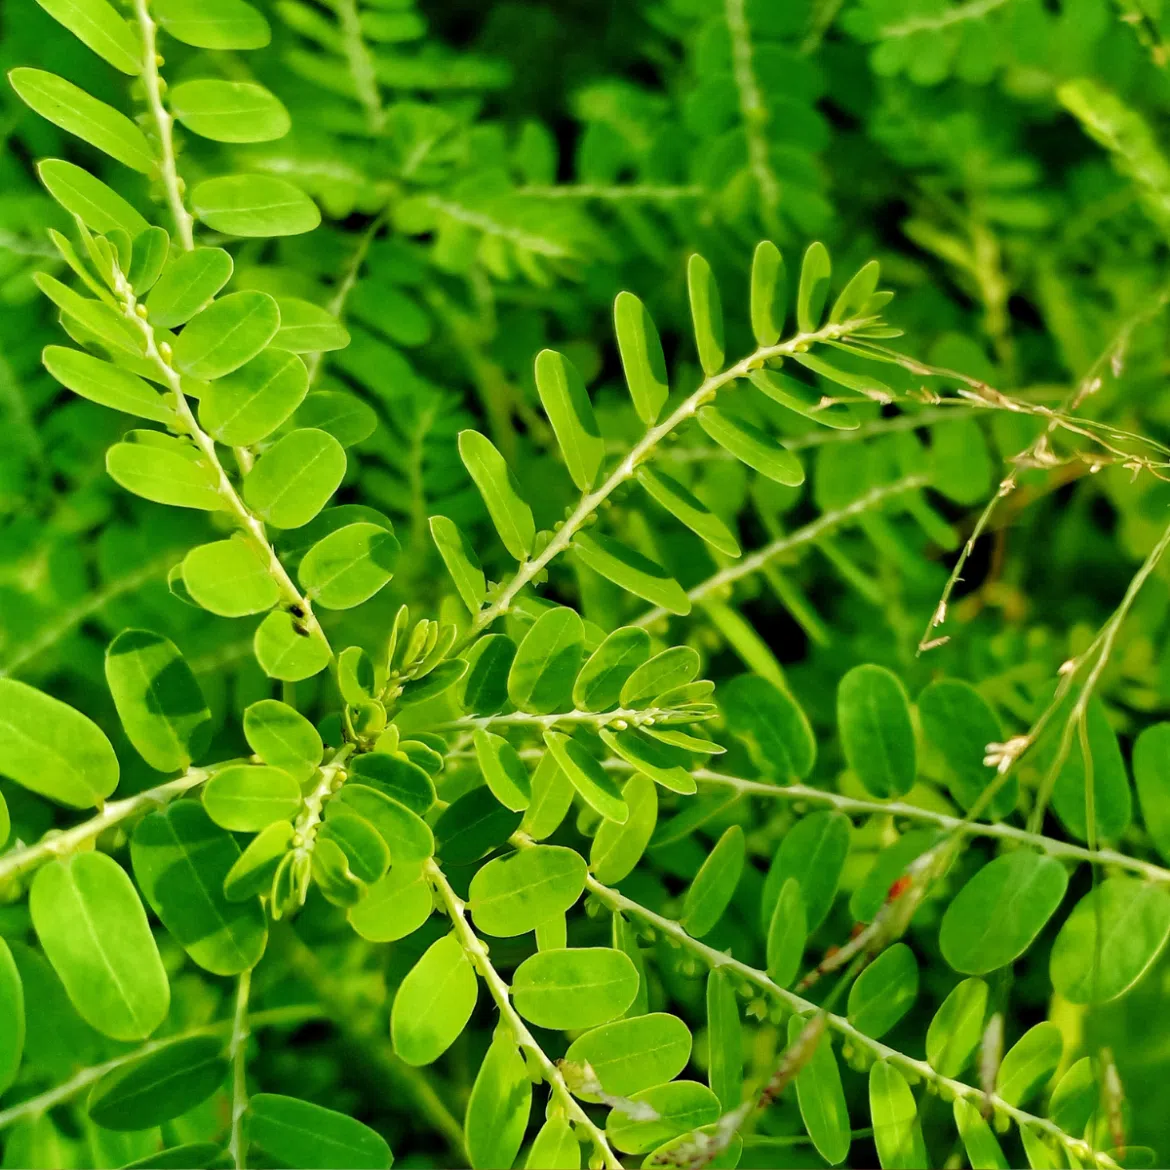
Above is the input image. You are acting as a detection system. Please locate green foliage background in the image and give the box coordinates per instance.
[5,0,1170,1166]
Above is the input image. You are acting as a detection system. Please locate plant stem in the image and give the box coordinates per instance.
[335,0,384,134]
[0,767,212,886]
[426,859,624,1170]
[428,704,689,734]
[228,968,253,1169]
[585,875,1119,1170]
[131,0,195,251]
[464,317,876,645]
[0,1005,320,1131]
[633,474,927,627]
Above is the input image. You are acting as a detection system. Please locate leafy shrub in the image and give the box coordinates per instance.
[3,0,1170,1167]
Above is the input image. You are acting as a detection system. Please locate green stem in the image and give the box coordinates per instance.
[228,968,253,1169]
[585,875,1119,1170]
[428,705,688,734]
[426,860,624,1170]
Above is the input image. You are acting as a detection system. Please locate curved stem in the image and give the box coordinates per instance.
[0,1005,320,1132]
[427,705,689,734]
[0,767,212,886]
[426,860,624,1170]
[633,475,926,628]
[585,875,1119,1170]
[463,317,874,646]
[228,968,253,1169]
[132,0,195,251]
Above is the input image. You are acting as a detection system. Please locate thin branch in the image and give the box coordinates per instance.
[875,0,1013,38]
[335,0,384,134]
[0,768,211,886]
[429,704,691,734]
[517,184,704,202]
[585,875,1120,1170]
[228,968,253,1169]
[464,315,882,645]
[132,0,195,250]
[426,859,623,1170]
[634,475,926,627]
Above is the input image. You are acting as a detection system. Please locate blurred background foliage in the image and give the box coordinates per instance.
[6,0,1170,1164]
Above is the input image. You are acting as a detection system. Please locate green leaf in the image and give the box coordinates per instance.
[244,428,347,529]
[636,466,740,556]
[459,634,515,715]
[430,516,486,614]
[513,947,638,1029]
[391,933,478,1066]
[473,730,531,811]
[348,866,433,942]
[620,646,700,708]
[33,0,140,72]
[311,836,366,907]
[706,969,742,1112]
[761,810,851,934]
[154,0,270,47]
[572,530,691,615]
[590,774,658,883]
[170,79,289,143]
[748,367,858,430]
[721,674,815,780]
[30,852,169,1041]
[38,158,148,235]
[43,345,172,423]
[838,664,916,799]
[526,1119,580,1170]
[574,627,652,712]
[869,1062,927,1170]
[1049,698,1133,843]
[997,1022,1062,1107]
[0,941,24,1098]
[349,753,435,815]
[198,349,308,446]
[607,1081,720,1155]
[118,1142,224,1169]
[926,977,987,1077]
[543,729,629,823]
[521,753,575,842]
[1134,723,1170,863]
[223,820,294,902]
[829,260,881,325]
[851,829,942,924]
[564,1013,691,1099]
[1050,876,1170,1003]
[687,254,725,375]
[35,272,143,354]
[202,764,302,831]
[173,290,281,381]
[954,1097,1009,1170]
[0,678,119,808]
[88,1036,227,1130]
[465,1027,530,1170]
[613,290,669,425]
[535,348,604,491]
[697,405,804,485]
[789,351,892,398]
[681,825,745,937]
[182,537,280,617]
[273,297,350,353]
[246,1094,392,1170]
[468,844,587,937]
[750,240,786,347]
[253,611,333,681]
[847,944,919,1038]
[796,242,831,333]
[508,606,585,714]
[784,1014,850,1166]
[437,786,522,865]
[940,852,1068,975]
[10,68,154,172]
[333,785,434,867]
[918,679,1016,818]
[191,174,320,237]
[766,876,806,988]
[320,811,389,883]
[130,226,169,294]
[294,391,375,447]
[105,630,211,773]
[458,430,535,561]
[146,247,234,329]
[299,522,398,609]
[107,432,224,511]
